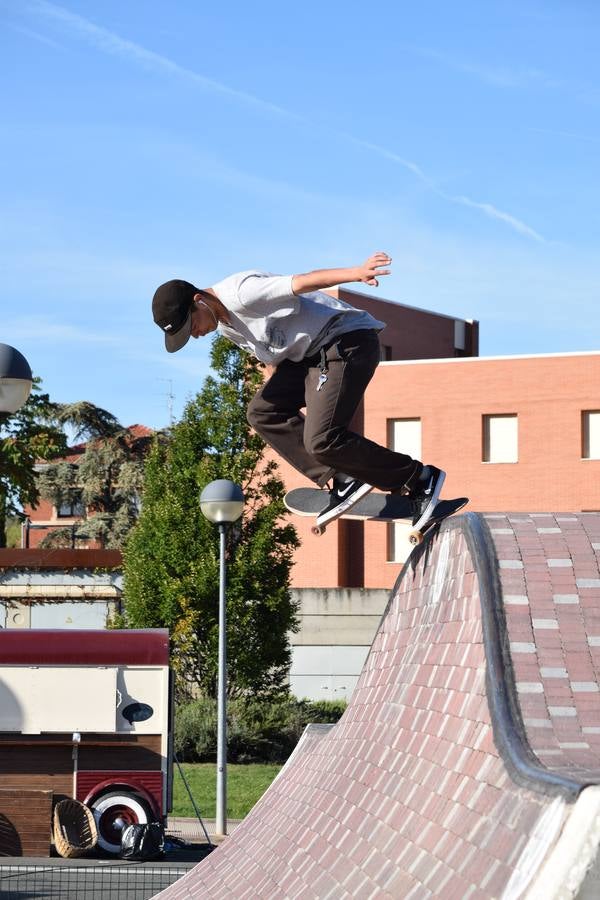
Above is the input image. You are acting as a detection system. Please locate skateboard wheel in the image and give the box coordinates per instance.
[311,525,325,536]
[408,530,424,546]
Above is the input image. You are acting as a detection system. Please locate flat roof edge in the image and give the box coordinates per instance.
[380,349,600,366]
[331,287,477,325]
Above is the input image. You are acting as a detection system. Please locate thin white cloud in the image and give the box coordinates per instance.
[339,134,435,187]
[24,1,543,242]
[141,138,327,204]
[448,195,544,242]
[410,46,563,90]
[342,139,543,241]
[29,0,305,123]
[4,316,127,346]
[529,126,600,145]
[9,22,63,49]
[4,313,211,379]
[409,44,600,112]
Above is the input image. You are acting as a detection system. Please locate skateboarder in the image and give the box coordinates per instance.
[152,252,445,528]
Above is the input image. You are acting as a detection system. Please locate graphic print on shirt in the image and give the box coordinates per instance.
[264,324,287,351]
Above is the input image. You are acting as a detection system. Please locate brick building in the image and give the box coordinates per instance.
[284,349,600,590]
[23,441,88,549]
[283,349,600,699]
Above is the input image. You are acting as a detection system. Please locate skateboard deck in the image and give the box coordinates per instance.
[284,488,468,543]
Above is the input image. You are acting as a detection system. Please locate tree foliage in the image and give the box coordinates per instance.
[122,338,300,701]
[0,378,67,547]
[0,384,151,550]
[36,415,155,550]
[56,401,121,441]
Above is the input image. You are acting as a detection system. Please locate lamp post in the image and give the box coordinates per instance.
[0,344,32,414]
[199,479,244,837]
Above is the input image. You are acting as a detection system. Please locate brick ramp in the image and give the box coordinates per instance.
[156,513,600,899]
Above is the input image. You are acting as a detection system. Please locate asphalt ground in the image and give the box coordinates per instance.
[0,819,238,899]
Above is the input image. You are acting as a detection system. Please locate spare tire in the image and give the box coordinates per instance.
[90,790,152,855]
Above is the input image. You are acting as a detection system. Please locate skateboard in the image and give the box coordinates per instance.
[284,488,468,543]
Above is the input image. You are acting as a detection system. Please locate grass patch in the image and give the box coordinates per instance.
[172,762,282,820]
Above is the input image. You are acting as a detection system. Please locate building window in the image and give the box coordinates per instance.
[388,521,408,565]
[582,411,600,460]
[388,418,422,461]
[454,319,466,351]
[57,494,85,518]
[388,419,422,562]
[483,414,518,463]
[380,344,393,361]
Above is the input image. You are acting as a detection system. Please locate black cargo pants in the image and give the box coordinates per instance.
[247,329,422,491]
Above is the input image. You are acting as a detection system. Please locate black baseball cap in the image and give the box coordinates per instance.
[152,279,200,353]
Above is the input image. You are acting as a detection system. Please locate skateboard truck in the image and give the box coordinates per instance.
[312,522,424,541]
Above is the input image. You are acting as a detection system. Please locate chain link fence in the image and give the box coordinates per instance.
[0,852,214,899]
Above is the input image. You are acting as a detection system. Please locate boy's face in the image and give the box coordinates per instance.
[190,296,218,338]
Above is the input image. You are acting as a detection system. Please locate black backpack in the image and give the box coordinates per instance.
[120,822,165,860]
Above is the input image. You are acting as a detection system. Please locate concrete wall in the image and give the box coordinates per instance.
[288,587,389,700]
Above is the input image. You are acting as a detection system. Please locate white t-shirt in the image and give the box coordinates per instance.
[210,270,385,365]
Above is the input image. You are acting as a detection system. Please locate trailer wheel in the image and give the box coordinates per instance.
[90,790,152,855]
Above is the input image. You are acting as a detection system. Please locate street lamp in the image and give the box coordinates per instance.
[199,479,244,837]
[0,344,32,413]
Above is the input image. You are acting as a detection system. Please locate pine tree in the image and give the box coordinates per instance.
[122,338,300,701]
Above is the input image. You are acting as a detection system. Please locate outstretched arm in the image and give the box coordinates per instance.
[291,251,392,295]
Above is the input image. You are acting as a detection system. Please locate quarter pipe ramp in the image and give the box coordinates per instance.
[157,512,600,899]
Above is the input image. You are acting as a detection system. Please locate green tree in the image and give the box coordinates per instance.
[122,338,300,701]
[5,515,22,548]
[0,378,67,547]
[36,405,155,550]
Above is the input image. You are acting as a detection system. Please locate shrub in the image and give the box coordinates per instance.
[301,700,348,723]
[174,695,347,764]
[174,697,218,762]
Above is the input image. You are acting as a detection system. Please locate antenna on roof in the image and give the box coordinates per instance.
[157,379,175,427]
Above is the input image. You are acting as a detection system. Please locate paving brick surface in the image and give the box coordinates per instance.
[155,514,600,899]
[489,513,600,780]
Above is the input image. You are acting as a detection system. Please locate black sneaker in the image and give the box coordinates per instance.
[316,477,373,527]
[409,466,446,527]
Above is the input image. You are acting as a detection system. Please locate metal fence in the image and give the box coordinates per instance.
[0,860,202,899]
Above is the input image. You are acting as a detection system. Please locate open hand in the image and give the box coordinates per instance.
[355,252,392,286]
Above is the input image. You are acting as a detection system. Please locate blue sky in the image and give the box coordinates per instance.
[2,0,599,430]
